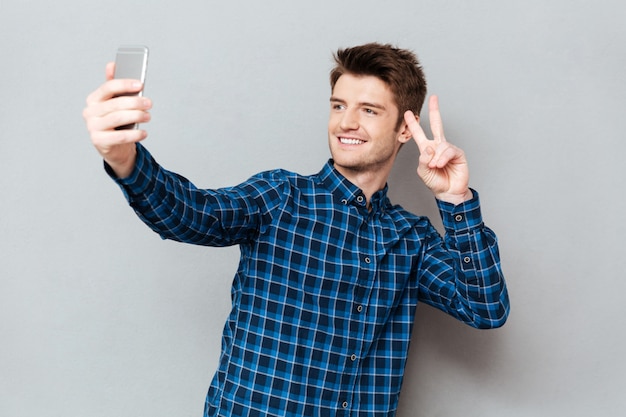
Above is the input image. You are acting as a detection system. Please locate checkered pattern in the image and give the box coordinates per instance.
[110,144,509,417]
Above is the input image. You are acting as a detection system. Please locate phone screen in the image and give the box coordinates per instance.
[114,45,148,129]
[114,46,148,84]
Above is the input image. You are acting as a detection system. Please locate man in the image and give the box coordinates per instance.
[83,43,509,417]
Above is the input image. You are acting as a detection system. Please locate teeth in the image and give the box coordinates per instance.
[340,137,364,145]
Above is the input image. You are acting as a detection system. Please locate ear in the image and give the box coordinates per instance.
[397,114,419,144]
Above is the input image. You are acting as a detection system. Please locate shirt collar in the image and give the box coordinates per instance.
[317,159,390,212]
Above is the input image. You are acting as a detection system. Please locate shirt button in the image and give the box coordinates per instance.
[364,257,371,264]
[350,354,357,361]
[341,199,348,205]
[356,305,363,313]
[455,214,463,222]
[342,402,349,409]
[356,195,364,203]
[463,256,471,264]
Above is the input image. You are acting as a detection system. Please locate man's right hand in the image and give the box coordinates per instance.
[83,62,152,178]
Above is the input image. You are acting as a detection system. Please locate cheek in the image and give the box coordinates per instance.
[327,114,339,131]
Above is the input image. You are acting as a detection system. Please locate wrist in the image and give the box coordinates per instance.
[435,188,473,205]
[105,149,137,179]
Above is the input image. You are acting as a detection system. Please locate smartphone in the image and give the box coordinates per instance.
[114,45,149,130]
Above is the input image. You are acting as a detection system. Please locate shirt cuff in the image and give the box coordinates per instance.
[104,143,157,201]
[436,189,483,234]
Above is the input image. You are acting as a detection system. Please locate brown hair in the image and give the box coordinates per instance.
[330,43,427,127]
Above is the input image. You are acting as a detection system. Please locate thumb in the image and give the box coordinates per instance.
[105,62,115,81]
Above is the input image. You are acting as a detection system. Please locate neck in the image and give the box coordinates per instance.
[334,163,391,206]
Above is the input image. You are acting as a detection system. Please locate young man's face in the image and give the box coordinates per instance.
[328,74,411,179]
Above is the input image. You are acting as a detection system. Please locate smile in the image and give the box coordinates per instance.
[339,137,365,145]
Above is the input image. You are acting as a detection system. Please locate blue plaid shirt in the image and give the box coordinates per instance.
[110,143,509,417]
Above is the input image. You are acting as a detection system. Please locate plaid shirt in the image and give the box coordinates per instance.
[111,144,509,417]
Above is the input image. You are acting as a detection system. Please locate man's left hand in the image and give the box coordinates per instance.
[404,95,473,205]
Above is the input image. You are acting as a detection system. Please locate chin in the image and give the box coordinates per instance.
[332,158,366,174]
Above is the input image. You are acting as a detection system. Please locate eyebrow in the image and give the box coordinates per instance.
[329,96,387,111]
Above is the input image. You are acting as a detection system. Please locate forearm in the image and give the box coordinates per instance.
[445,225,509,329]
[105,144,288,247]
[105,144,238,246]
[419,190,510,329]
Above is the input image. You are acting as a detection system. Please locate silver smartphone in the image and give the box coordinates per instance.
[114,45,149,130]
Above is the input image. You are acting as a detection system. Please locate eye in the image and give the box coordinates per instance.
[331,103,345,111]
[364,108,378,115]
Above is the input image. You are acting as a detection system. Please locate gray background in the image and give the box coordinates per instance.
[1,1,625,416]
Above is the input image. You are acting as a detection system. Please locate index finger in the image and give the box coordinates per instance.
[428,95,446,143]
[86,78,144,105]
[403,110,430,153]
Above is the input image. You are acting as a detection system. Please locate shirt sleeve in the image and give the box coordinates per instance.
[105,143,287,247]
[417,189,510,329]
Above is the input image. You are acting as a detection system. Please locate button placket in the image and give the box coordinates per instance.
[343,200,375,411]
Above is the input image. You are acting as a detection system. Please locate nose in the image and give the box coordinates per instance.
[340,109,359,131]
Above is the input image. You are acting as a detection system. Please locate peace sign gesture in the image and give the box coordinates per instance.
[404,95,473,205]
